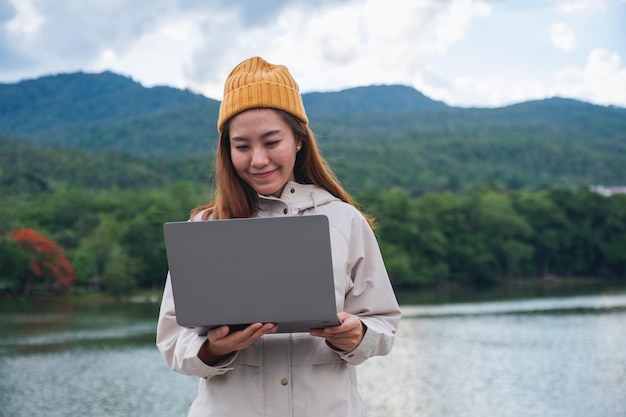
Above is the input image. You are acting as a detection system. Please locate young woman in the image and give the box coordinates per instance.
[157,56,401,417]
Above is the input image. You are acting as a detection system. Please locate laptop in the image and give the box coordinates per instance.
[163,214,340,335]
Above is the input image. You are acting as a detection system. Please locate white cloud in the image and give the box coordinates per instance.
[551,22,576,51]
[552,48,626,106]
[89,15,207,90]
[421,48,626,108]
[179,0,492,100]
[428,76,547,108]
[557,0,607,13]
[6,0,43,35]
[0,0,622,108]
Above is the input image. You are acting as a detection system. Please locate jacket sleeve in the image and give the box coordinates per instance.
[156,272,237,379]
[333,212,402,365]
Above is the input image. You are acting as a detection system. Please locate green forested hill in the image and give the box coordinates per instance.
[303,84,448,112]
[1,71,625,194]
[312,99,626,192]
[0,136,213,195]
[1,72,625,295]
[0,71,211,132]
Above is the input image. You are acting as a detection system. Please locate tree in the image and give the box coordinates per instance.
[100,243,138,297]
[359,189,449,286]
[7,228,77,295]
[0,238,31,293]
[73,215,124,293]
[473,191,534,278]
[511,190,569,277]
[597,194,626,278]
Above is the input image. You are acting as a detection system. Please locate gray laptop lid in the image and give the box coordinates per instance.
[163,215,340,335]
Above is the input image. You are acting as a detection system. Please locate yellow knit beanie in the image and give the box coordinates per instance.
[217,56,309,133]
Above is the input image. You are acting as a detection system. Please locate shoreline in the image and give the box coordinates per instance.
[395,276,626,306]
[2,277,625,307]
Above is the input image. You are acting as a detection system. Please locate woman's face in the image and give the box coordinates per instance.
[229,108,301,197]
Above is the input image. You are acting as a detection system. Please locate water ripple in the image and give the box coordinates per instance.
[401,293,626,318]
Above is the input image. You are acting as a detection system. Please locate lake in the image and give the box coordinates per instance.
[1,285,626,417]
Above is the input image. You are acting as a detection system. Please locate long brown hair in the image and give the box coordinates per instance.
[190,109,373,226]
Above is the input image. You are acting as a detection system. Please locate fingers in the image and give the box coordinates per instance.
[206,315,365,359]
[309,313,364,352]
[243,322,279,341]
[207,323,278,357]
[207,325,230,342]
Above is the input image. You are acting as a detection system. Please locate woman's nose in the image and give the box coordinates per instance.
[250,147,269,167]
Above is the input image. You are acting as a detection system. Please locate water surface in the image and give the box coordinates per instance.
[1,291,625,417]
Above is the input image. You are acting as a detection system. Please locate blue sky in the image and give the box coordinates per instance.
[1,0,624,107]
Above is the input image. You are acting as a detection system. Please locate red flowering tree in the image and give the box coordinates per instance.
[8,228,77,296]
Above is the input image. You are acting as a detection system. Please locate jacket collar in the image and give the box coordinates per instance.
[257,182,339,214]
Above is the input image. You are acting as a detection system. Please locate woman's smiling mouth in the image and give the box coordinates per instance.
[252,169,277,179]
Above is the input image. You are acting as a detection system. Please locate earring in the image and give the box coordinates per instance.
[296,146,301,151]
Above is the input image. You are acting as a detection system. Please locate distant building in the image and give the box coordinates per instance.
[590,185,626,196]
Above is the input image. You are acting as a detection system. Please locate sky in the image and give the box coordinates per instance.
[1,0,625,108]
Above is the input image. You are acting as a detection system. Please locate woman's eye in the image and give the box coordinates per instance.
[235,145,249,151]
[266,141,279,147]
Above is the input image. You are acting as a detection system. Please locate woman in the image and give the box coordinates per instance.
[157,56,401,417]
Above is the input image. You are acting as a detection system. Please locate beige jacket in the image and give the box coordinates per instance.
[157,182,401,417]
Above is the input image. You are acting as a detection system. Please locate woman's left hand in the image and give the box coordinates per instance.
[310,312,365,352]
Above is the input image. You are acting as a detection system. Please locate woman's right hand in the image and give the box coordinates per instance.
[199,323,278,366]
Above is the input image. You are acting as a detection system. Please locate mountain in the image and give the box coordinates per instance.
[0,72,449,155]
[0,72,446,136]
[1,71,625,193]
[303,84,448,113]
[0,71,211,132]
